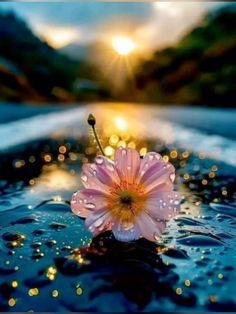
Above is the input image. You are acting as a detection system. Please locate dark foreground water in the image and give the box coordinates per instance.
[0,103,236,312]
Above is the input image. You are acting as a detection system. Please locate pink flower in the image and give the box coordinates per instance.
[71,148,181,242]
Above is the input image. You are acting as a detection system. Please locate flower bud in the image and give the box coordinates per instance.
[87,113,96,126]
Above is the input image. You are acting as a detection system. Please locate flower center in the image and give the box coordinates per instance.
[107,181,147,224]
[119,191,134,205]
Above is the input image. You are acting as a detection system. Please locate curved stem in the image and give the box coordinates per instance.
[92,125,105,156]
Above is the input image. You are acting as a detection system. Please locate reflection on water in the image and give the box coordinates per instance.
[0,104,236,311]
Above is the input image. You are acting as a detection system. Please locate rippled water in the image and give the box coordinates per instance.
[0,104,236,312]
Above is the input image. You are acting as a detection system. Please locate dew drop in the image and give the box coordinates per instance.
[81,175,87,182]
[174,200,179,205]
[154,233,159,241]
[123,222,134,231]
[170,173,175,182]
[79,200,83,204]
[95,156,104,165]
[85,203,95,209]
[149,155,154,161]
[94,218,104,227]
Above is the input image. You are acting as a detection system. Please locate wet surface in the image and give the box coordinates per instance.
[0,104,236,311]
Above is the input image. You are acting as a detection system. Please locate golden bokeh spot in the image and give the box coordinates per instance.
[28,288,39,296]
[109,134,119,145]
[46,266,57,281]
[170,150,178,159]
[184,279,191,287]
[176,287,182,295]
[8,298,16,307]
[11,280,18,288]
[162,155,169,162]
[52,290,59,297]
[76,285,83,296]
[104,146,114,157]
[59,145,67,154]
[139,147,147,156]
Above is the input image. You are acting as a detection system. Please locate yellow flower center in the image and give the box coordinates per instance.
[107,181,147,224]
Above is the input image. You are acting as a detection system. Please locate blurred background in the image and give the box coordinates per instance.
[0,2,236,312]
[0,1,235,106]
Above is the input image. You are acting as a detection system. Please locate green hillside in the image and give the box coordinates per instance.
[133,5,236,107]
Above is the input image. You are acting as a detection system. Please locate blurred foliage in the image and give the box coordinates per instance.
[0,11,111,103]
[133,5,236,107]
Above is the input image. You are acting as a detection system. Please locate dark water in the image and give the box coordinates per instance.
[0,104,236,312]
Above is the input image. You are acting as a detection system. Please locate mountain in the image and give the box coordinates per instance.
[133,4,236,107]
[59,43,92,61]
[0,11,110,103]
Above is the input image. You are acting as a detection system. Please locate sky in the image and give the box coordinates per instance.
[0,2,226,51]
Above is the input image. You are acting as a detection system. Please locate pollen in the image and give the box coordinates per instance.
[107,181,147,223]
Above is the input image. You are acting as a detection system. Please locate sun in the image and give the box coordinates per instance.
[112,36,135,56]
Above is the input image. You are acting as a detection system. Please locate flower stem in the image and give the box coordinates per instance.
[91,125,105,156]
[87,113,105,156]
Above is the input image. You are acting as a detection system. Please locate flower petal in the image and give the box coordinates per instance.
[145,191,181,220]
[71,189,108,218]
[136,212,165,242]
[81,163,110,193]
[85,208,112,237]
[141,161,175,193]
[112,220,141,242]
[114,147,141,183]
[94,156,120,185]
[71,190,92,218]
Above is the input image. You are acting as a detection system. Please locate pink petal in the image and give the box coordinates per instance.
[71,189,108,218]
[136,212,165,242]
[94,156,120,185]
[145,191,181,220]
[138,152,163,179]
[141,162,175,193]
[85,208,111,237]
[114,148,141,183]
[112,220,141,242]
[81,163,110,193]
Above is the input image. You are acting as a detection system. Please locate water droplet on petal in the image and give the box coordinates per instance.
[154,233,159,241]
[79,199,83,204]
[174,200,179,205]
[81,175,87,182]
[95,156,104,165]
[94,218,104,228]
[85,203,95,209]
[170,173,175,182]
[149,155,154,161]
[123,222,134,231]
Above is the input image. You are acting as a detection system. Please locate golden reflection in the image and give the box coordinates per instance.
[34,164,80,191]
